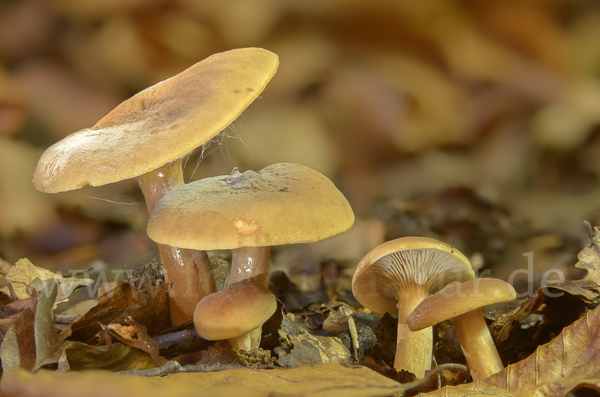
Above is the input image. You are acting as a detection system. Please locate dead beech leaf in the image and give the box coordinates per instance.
[106,316,160,365]
[424,304,600,396]
[1,258,93,306]
[65,282,170,341]
[3,364,409,397]
[543,279,600,303]
[33,280,60,372]
[57,341,159,372]
[277,330,352,368]
[0,307,36,374]
[575,245,600,284]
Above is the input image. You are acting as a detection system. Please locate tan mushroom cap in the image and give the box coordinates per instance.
[352,237,474,315]
[33,47,279,193]
[147,162,355,249]
[193,282,276,341]
[407,278,517,331]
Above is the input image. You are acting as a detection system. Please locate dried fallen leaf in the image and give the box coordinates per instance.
[3,364,410,397]
[106,316,161,365]
[0,307,36,374]
[424,303,600,396]
[65,282,170,341]
[1,258,93,306]
[576,246,600,284]
[33,281,60,371]
[57,341,159,372]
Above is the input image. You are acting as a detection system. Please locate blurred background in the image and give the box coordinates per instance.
[1,0,600,296]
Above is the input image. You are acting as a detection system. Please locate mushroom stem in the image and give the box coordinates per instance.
[395,285,432,378]
[138,159,216,326]
[226,246,271,348]
[452,310,504,380]
[138,159,185,214]
[227,327,262,351]
[229,246,270,288]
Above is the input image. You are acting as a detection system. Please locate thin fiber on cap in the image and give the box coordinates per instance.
[33,48,279,193]
[407,278,517,331]
[147,163,355,249]
[193,282,276,340]
[352,237,475,315]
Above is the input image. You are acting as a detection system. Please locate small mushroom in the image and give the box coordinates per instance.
[352,237,474,378]
[407,278,516,380]
[148,162,355,349]
[193,281,277,351]
[33,48,279,325]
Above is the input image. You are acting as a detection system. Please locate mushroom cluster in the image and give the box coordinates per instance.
[352,237,475,378]
[33,47,280,325]
[148,162,355,349]
[352,237,517,380]
[33,47,358,347]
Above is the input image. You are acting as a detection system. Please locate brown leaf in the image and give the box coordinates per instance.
[57,341,159,372]
[424,304,600,396]
[543,279,600,303]
[576,245,600,284]
[32,279,61,371]
[1,258,93,306]
[0,307,36,373]
[277,329,352,368]
[64,282,170,341]
[106,316,161,365]
[2,364,409,397]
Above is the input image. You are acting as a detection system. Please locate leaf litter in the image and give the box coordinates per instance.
[0,234,600,396]
[1,227,600,395]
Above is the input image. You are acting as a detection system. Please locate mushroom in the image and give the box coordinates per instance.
[193,281,277,351]
[352,237,474,378]
[407,278,516,380]
[147,163,355,289]
[32,48,279,325]
[147,162,355,349]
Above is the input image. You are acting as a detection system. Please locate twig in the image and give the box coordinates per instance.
[63,267,94,278]
[115,360,275,377]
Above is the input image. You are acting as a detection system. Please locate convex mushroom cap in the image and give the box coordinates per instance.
[352,236,474,379]
[33,47,279,192]
[407,278,516,330]
[407,278,516,380]
[147,162,355,250]
[193,281,277,350]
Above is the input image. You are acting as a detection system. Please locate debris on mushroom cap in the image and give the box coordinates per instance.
[32,47,279,193]
[407,278,517,331]
[147,162,356,249]
[352,237,475,315]
[193,282,277,341]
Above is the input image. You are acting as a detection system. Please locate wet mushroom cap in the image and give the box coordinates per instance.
[193,282,277,341]
[407,278,517,331]
[33,47,279,192]
[352,237,475,315]
[147,162,355,249]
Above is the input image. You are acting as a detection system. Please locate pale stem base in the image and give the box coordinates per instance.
[395,286,432,379]
[227,327,262,351]
[453,310,504,380]
[138,160,216,326]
